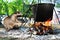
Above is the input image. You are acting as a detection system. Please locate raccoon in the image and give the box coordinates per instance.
[1,11,23,31]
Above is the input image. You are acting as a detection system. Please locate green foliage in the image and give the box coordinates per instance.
[0,0,33,17]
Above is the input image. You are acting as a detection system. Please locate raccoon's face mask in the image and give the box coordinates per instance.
[16,13,23,17]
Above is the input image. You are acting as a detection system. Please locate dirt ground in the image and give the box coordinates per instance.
[0,24,60,40]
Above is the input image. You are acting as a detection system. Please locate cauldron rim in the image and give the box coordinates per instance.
[32,3,55,6]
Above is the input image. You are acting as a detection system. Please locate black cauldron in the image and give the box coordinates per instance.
[32,3,55,22]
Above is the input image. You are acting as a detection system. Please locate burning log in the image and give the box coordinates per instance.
[33,22,53,35]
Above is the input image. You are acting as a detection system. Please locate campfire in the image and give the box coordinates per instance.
[32,19,53,35]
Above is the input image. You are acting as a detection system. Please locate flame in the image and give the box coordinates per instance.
[44,19,51,26]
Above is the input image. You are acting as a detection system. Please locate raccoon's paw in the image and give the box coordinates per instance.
[5,27,12,31]
[5,28,10,32]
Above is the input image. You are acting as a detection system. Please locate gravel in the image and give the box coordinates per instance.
[0,28,60,40]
